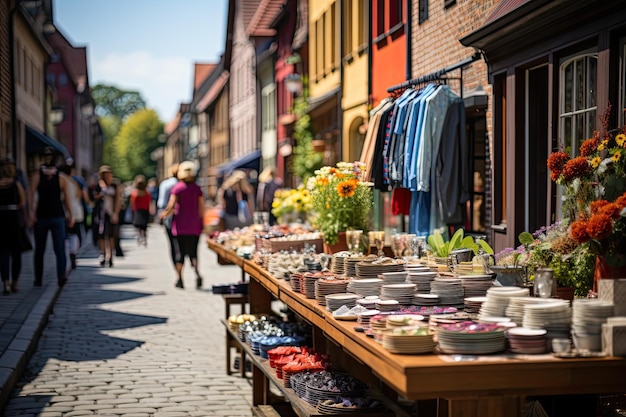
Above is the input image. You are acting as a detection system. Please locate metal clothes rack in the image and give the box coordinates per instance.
[386,52,483,98]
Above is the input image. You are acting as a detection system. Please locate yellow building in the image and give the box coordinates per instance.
[308,0,340,164]
[340,0,368,163]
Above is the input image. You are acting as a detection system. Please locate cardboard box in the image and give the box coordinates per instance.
[598,279,626,316]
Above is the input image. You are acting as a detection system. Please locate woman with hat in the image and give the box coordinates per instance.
[160,161,204,289]
[93,165,121,267]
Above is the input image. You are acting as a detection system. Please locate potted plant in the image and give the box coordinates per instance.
[547,105,626,291]
[308,161,373,248]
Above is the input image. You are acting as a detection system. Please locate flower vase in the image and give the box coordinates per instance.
[593,256,626,292]
[323,231,348,254]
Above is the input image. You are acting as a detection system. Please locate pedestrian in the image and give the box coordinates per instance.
[147,177,158,222]
[159,161,204,289]
[157,163,179,266]
[59,160,84,270]
[93,165,121,267]
[130,174,150,246]
[256,166,282,225]
[217,170,254,230]
[0,158,27,294]
[87,173,100,247]
[29,147,74,287]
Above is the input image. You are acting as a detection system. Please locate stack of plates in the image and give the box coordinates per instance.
[330,254,347,275]
[357,309,380,327]
[505,297,555,325]
[344,257,369,277]
[356,260,405,279]
[460,274,494,298]
[315,279,349,306]
[407,271,437,292]
[380,283,417,304]
[346,278,383,297]
[430,277,464,307]
[385,314,425,328]
[414,293,440,306]
[464,296,487,314]
[479,287,530,318]
[325,293,360,312]
[301,274,322,299]
[507,327,548,354]
[289,273,302,292]
[522,301,572,339]
[356,296,380,309]
[370,314,388,331]
[379,271,408,284]
[572,299,614,350]
[437,322,507,354]
[382,327,436,354]
[375,299,400,312]
[317,399,384,415]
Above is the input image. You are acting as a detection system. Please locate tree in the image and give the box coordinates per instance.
[100,115,122,172]
[112,108,164,181]
[92,84,146,121]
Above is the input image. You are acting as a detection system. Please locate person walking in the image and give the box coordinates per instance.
[59,161,84,271]
[256,166,282,225]
[29,147,74,287]
[93,165,121,267]
[217,170,254,230]
[159,161,204,289]
[157,163,178,266]
[130,174,151,246]
[0,158,27,294]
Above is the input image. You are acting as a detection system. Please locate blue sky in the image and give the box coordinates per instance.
[54,0,228,122]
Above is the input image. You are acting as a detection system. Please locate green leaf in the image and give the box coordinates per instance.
[518,232,534,246]
[461,236,479,255]
[448,228,465,251]
[476,239,494,255]
[428,231,446,257]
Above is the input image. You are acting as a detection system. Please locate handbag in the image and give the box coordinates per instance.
[18,228,33,252]
[237,191,251,223]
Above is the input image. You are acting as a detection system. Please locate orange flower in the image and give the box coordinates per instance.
[580,137,598,157]
[570,220,590,243]
[601,203,622,219]
[616,192,626,208]
[335,173,345,179]
[329,168,336,174]
[547,151,570,181]
[336,179,357,198]
[586,213,613,240]
[561,156,591,183]
[590,199,609,215]
[317,177,328,187]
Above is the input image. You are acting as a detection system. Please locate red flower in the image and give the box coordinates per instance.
[586,213,613,240]
[561,156,591,183]
[570,220,590,243]
[547,151,570,181]
[590,199,609,215]
[579,138,599,157]
[601,203,622,219]
[616,192,626,208]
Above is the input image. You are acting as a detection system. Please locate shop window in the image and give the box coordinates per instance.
[559,53,597,156]
[466,114,487,234]
[262,84,276,131]
[493,73,507,229]
[418,0,428,24]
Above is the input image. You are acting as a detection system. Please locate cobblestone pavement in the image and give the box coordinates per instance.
[3,225,253,416]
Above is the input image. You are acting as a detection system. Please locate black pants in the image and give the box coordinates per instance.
[165,223,176,266]
[0,247,21,283]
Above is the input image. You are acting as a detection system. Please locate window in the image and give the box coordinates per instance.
[262,84,276,131]
[493,73,507,228]
[377,0,385,36]
[330,2,337,70]
[316,17,324,77]
[444,0,456,9]
[419,0,428,24]
[357,0,366,48]
[344,0,353,55]
[559,52,597,156]
[389,0,402,28]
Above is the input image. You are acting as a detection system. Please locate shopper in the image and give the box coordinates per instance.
[217,170,254,230]
[29,147,74,287]
[157,163,179,266]
[130,174,151,246]
[159,161,204,289]
[256,166,282,225]
[93,165,121,267]
[59,160,85,270]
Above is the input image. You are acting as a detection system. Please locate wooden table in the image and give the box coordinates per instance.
[207,239,626,417]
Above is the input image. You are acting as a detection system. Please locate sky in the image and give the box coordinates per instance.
[53,0,228,122]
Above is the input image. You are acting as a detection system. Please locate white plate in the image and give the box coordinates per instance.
[507,327,547,337]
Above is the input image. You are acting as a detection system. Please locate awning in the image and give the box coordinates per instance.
[25,126,70,158]
[215,149,261,176]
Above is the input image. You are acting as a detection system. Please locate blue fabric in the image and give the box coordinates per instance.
[404,84,436,190]
[33,216,66,281]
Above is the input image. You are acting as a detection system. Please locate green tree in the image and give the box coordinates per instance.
[290,79,323,182]
[99,115,122,172]
[92,84,146,120]
[113,109,164,181]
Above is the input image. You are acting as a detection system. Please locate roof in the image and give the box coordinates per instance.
[193,63,217,91]
[247,0,284,37]
[47,29,88,93]
[240,0,259,33]
[192,59,227,110]
[482,0,532,27]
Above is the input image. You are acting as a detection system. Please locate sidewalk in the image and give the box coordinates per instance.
[0,231,96,409]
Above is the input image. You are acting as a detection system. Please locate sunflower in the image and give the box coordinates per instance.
[616,133,626,147]
[337,179,357,198]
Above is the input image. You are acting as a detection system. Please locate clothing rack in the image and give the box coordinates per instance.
[386,52,483,98]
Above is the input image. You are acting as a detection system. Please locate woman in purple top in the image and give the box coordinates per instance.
[160,161,204,289]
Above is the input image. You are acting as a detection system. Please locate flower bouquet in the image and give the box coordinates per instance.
[271,185,312,224]
[307,162,373,245]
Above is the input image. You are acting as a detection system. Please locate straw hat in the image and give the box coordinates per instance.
[177,161,196,181]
